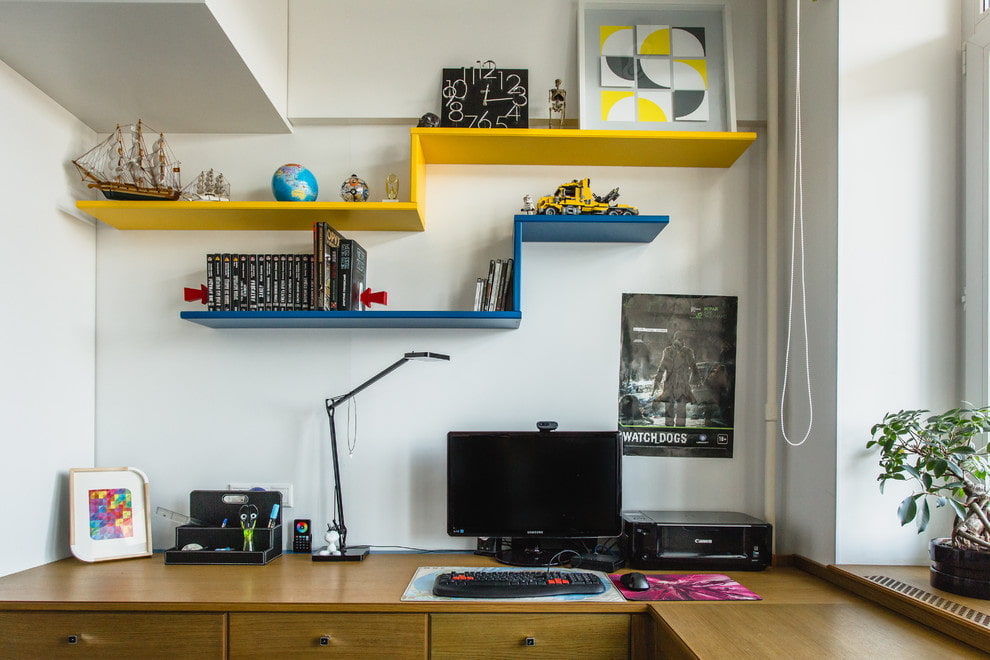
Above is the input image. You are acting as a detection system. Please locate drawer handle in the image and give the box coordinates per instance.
[524,637,536,646]
[319,635,331,646]
[67,635,80,645]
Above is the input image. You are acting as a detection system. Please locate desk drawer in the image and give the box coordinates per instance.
[430,613,630,659]
[0,611,225,658]
[229,612,427,658]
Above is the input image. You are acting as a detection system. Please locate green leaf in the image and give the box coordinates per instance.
[901,464,921,480]
[917,498,931,533]
[947,499,968,520]
[897,495,918,526]
[930,459,947,478]
[945,461,966,479]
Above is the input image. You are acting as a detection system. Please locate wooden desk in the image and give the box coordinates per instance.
[651,602,983,658]
[0,553,983,658]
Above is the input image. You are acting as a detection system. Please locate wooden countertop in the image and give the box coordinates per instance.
[650,601,985,658]
[0,552,838,614]
[0,553,987,656]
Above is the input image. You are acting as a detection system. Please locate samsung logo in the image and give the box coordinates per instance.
[527,530,545,535]
[694,538,714,544]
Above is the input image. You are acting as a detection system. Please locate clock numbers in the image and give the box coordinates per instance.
[442,77,467,124]
[440,61,528,128]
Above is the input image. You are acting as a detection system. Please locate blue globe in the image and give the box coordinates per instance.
[272,164,318,202]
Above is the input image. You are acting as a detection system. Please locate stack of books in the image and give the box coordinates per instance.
[206,253,313,311]
[473,258,514,312]
[203,223,367,313]
[312,222,367,311]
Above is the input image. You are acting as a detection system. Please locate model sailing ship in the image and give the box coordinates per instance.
[183,168,230,201]
[72,120,182,200]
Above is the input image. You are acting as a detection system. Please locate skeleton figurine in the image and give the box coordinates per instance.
[548,79,567,129]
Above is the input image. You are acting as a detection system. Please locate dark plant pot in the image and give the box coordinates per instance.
[929,538,990,600]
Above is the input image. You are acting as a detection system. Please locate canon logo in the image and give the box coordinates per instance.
[694,538,714,544]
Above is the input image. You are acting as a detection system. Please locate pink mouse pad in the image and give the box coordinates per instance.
[608,573,762,601]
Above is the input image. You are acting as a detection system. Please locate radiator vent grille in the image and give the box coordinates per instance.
[866,575,990,628]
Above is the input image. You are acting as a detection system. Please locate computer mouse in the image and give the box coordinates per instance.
[620,572,651,591]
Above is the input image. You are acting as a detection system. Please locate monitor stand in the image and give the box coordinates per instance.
[495,538,569,567]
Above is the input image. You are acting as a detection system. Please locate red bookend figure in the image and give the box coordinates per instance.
[184,285,208,304]
[360,288,388,308]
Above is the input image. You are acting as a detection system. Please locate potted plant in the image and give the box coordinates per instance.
[868,406,990,599]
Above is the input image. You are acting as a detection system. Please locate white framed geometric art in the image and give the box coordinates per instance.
[69,467,152,562]
[578,2,737,132]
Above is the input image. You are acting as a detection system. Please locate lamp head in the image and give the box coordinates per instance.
[404,351,451,362]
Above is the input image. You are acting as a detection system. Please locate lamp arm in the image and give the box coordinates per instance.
[326,357,411,411]
[319,352,448,559]
[323,356,411,555]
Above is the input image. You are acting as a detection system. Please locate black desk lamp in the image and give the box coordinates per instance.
[314,351,450,562]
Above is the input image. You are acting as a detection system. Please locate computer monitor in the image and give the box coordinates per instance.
[446,430,622,566]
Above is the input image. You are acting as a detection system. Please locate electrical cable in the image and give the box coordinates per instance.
[544,549,581,573]
[780,0,814,447]
[346,396,358,456]
[365,545,473,554]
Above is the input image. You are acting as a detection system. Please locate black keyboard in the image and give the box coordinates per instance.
[432,570,606,598]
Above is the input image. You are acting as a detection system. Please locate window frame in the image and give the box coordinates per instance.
[964,1,990,405]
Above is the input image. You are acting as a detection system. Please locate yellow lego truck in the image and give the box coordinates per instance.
[535,178,639,215]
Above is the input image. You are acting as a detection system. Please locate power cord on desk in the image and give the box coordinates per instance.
[364,545,476,554]
[545,549,582,574]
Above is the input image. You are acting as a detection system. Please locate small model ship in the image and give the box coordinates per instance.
[72,120,181,201]
[183,168,230,202]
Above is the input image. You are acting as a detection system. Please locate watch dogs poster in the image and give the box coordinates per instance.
[619,293,738,458]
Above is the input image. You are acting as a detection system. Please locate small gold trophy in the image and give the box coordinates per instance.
[384,173,399,202]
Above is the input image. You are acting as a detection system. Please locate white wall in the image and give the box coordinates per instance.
[91,0,770,552]
[834,0,963,564]
[0,59,96,577]
[775,0,964,566]
[288,0,767,124]
[0,0,966,571]
[774,0,839,565]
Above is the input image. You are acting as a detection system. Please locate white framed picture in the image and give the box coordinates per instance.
[69,467,152,562]
[578,2,737,131]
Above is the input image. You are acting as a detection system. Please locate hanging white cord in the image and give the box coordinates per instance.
[346,396,358,456]
[780,0,814,447]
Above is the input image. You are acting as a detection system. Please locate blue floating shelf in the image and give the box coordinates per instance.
[514,214,669,243]
[180,310,522,329]
[181,214,669,330]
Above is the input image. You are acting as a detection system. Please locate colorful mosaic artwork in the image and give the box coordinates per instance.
[89,488,134,540]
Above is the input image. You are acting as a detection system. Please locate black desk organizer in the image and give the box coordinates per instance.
[164,490,282,565]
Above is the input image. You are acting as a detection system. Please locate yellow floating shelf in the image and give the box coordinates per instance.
[77,201,424,231]
[76,128,756,230]
[410,127,757,168]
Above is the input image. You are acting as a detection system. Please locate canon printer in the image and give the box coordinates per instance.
[622,510,772,571]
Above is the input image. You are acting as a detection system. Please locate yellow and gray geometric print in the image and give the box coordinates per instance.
[599,24,709,123]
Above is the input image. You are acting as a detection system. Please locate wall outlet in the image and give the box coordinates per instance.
[227,482,293,508]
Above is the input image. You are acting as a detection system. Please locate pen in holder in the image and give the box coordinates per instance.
[239,504,258,551]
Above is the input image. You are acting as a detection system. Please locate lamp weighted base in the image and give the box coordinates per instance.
[312,547,370,562]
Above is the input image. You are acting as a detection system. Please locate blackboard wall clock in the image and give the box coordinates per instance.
[440,61,529,128]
